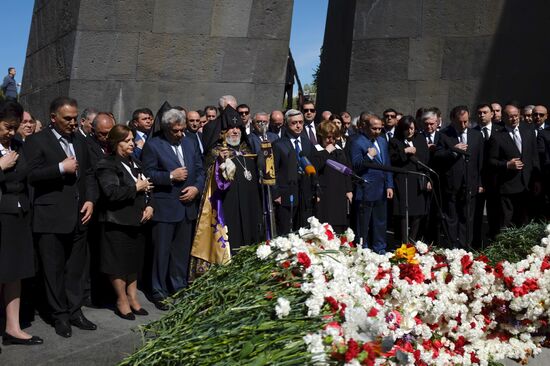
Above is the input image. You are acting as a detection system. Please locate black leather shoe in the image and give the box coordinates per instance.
[131,307,149,316]
[3,333,44,346]
[70,313,97,330]
[54,320,72,338]
[114,308,135,320]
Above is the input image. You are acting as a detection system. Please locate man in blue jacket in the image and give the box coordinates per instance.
[141,108,205,309]
[349,112,394,253]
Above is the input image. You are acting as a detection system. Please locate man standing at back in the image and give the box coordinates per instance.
[349,113,394,253]
[130,108,154,159]
[24,97,98,338]
[1,67,18,101]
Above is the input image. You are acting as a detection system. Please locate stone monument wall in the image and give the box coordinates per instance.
[21,0,293,123]
[318,0,550,121]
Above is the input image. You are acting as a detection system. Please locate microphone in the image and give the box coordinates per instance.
[409,156,437,175]
[299,152,316,175]
[326,159,367,182]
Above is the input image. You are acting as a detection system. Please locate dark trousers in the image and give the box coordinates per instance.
[442,191,474,249]
[500,191,529,231]
[354,199,387,254]
[473,190,500,247]
[36,230,88,322]
[151,219,193,300]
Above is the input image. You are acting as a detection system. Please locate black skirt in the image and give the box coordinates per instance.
[100,222,145,276]
[0,211,35,283]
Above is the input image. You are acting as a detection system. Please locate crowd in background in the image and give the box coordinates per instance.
[1,66,550,349]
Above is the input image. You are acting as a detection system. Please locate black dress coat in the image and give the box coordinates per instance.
[389,134,430,216]
[95,155,150,226]
[311,146,352,230]
[488,124,540,194]
[24,128,98,234]
[0,139,34,282]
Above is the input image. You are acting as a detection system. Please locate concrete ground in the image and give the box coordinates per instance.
[0,290,165,366]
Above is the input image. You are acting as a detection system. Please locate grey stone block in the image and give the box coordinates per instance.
[253,39,289,83]
[210,0,254,37]
[77,0,155,32]
[414,80,449,113]
[447,79,483,110]
[349,38,409,82]
[152,0,214,35]
[221,37,258,82]
[248,0,294,40]
[346,80,415,116]
[71,31,140,80]
[136,33,224,81]
[408,37,443,81]
[421,0,505,37]
[353,0,422,40]
[441,36,492,80]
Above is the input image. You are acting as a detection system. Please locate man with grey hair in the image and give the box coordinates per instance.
[202,95,239,154]
[142,108,205,310]
[248,112,279,155]
[522,104,535,123]
[78,108,98,137]
[272,109,316,234]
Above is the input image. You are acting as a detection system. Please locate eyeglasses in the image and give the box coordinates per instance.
[533,112,547,117]
[303,108,316,113]
[238,111,250,115]
[384,114,397,119]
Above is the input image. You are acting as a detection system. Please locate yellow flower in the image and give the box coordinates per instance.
[394,244,418,264]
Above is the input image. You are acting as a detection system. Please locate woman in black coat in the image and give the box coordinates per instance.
[96,125,154,320]
[389,115,431,243]
[0,101,42,346]
[312,121,353,233]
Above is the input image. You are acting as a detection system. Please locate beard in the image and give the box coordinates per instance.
[226,134,241,147]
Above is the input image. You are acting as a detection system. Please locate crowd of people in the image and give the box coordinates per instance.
[0,82,549,350]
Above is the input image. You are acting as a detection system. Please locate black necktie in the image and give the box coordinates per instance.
[482,127,489,141]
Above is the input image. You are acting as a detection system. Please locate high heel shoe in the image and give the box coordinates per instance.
[3,333,44,345]
[131,306,149,316]
[114,308,135,320]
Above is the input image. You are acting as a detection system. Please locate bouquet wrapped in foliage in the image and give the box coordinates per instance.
[122,219,550,366]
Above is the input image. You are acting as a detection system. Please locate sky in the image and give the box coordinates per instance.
[0,0,327,90]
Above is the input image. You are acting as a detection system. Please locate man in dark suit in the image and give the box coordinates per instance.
[142,108,205,309]
[129,108,153,159]
[419,110,442,245]
[248,112,279,155]
[301,101,318,145]
[349,112,394,253]
[434,106,484,249]
[535,106,550,220]
[185,110,205,155]
[24,97,98,338]
[488,103,541,232]
[86,112,115,168]
[472,103,502,244]
[272,109,316,235]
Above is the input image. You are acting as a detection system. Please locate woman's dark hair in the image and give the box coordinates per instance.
[107,124,132,153]
[394,115,416,140]
[0,100,24,125]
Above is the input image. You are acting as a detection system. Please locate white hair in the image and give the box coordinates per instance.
[218,95,237,109]
[421,111,437,122]
[161,109,186,129]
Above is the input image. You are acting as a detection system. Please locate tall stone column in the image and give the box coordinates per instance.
[21,0,293,122]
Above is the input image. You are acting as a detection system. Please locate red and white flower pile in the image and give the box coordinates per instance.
[256,218,550,365]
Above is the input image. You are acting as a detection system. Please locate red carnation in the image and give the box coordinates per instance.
[297,252,311,268]
[461,255,474,274]
[324,224,335,240]
[345,339,360,362]
[367,307,379,317]
[541,256,550,272]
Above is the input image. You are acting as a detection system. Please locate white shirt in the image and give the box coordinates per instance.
[425,132,436,144]
[172,144,185,167]
[136,130,147,142]
[51,128,75,174]
[291,137,302,151]
[481,122,493,138]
